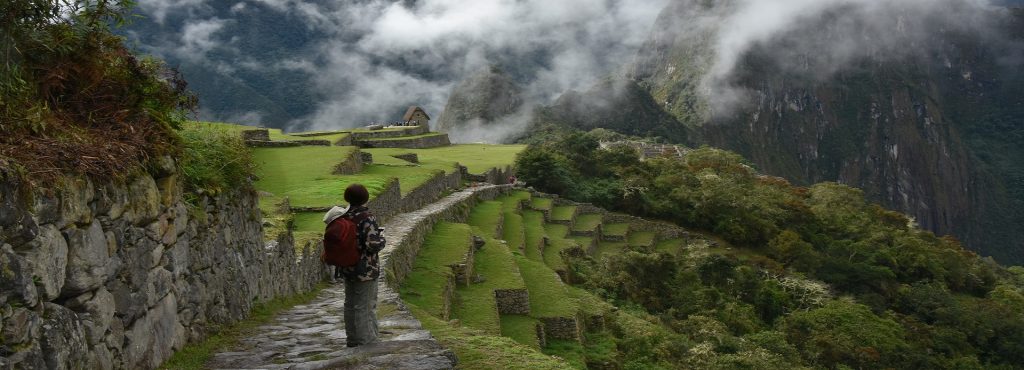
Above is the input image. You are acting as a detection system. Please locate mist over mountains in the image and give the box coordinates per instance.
[123,0,666,130]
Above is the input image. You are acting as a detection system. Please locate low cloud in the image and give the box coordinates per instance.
[129,0,668,137]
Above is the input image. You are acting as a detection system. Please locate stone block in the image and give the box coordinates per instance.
[1,244,39,306]
[58,178,94,228]
[125,176,161,226]
[24,224,68,301]
[61,220,112,297]
[39,303,90,369]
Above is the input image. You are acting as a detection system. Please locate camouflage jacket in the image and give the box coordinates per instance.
[333,206,386,281]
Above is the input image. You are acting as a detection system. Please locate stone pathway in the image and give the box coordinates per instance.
[206,186,501,369]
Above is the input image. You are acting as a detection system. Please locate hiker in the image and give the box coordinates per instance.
[322,184,386,347]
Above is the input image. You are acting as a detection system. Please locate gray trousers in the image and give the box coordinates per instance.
[344,279,379,346]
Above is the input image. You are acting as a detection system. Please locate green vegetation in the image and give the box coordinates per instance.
[178,122,254,192]
[401,222,472,317]
[550,206,577,221]
[543,237,577,272]
[529,197,553,211]
[593,241,627,260]
[1,0,194,180]
[522,211,546,261]
[161,285,325,370]
[572,214,602,232]
[361,132,448,141]
[517,131,1024,368]
[453,230,525,334]
[654,238,685,255]
[410,306,570,370]
[252,146,359,207]
[467,201,503,238]
[602,223,629,237]
[500,315,541,348]
[515,256,577,317]
[627,231,656,248]
[365,144,526,174]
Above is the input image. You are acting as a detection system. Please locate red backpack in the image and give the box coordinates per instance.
[322,213,367,267]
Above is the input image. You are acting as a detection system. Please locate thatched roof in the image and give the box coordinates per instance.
[403,106,430,121]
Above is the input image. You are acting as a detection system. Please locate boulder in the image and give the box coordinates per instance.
[39,303,90,369]
[58,178,94,228]
[0,244,39,307]
[61,221,112,297]
[64,287,116,346]
[23,224,69,301]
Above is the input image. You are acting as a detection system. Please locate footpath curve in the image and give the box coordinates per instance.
[206,185,508,369]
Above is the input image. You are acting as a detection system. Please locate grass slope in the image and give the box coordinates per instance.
[572,214,603,232]
[523,211,546,261]
[551,206,577,221]
[467,201,503,239]
[593,241,627,260]
[530,197,553,211]
[627,231,656,248]
[365,144,526,175]
[515,256,577,318]
[655,238,686,255]
[602,223,629,237]
[500,315,541,349]
[401,222,472,318]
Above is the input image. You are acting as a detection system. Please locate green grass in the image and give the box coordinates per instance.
[161,285,325,370]
[529,197,553,211]
[592,241,627,260]
[292,211,324,233]
[515,256,577,317]
[602,223,630,237]
[251,146,358,207]
[523,211,546,261]
[551,206,577,221]
[365,144,526,175]
[565,286,614,318]
[452,229,525,335]
[572,214,603,232]
[503,211,525,252]
[408,306,570,370]
[543,237,578,272]
[569,236,593,252]
[453,283,502,334]
[500,315,541,349]
[498,191,531,213]
[542,340,587,369]
[655,238,686,255]
[467,201,503,238]
[361,132,448,141]
[543,224,569,240]
[627,231,656,248]
[401,223,473,317]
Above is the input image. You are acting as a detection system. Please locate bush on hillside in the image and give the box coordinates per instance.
[177,122,254,193]
[0,0,196,180]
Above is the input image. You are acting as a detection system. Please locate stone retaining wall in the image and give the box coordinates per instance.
[461,166,514,185]
[349,126,429,140]
[0,161,326,369]
[245,140,302,148]
[398,170,463,215]
[494,289,530,315]
[332,149,364,175]
[391,153,419,163]
[541,316,582,341]
[381,186,513,288]
[366,179,402,224]
[356,134,451,149]
[241,129,269,141]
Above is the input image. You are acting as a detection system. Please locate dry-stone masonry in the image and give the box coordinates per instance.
[0,160,325,369]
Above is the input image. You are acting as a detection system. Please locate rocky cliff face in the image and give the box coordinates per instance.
[436,66,526,143]
[0,161,326,369]
[628,0,1024,263]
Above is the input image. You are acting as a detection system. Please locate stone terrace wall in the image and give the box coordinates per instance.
[382,185,512,288]
[332,149,364,175]
[0,161,325,369]
[366,179,402,224]
[494,289,530,315]
[398,170,462,215]
[349,126,429,140]
[356,134,451,149]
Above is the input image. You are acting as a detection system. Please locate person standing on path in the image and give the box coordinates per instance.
[323,184,386,347]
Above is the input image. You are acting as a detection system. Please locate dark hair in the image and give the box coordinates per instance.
[344,183,370,206]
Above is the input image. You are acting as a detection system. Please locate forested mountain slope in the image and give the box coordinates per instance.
[623,0,1024,264]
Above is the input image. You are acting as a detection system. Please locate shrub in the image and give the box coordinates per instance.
[178,122,254,192]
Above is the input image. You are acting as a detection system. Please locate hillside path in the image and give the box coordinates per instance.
[205,186,500,369]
